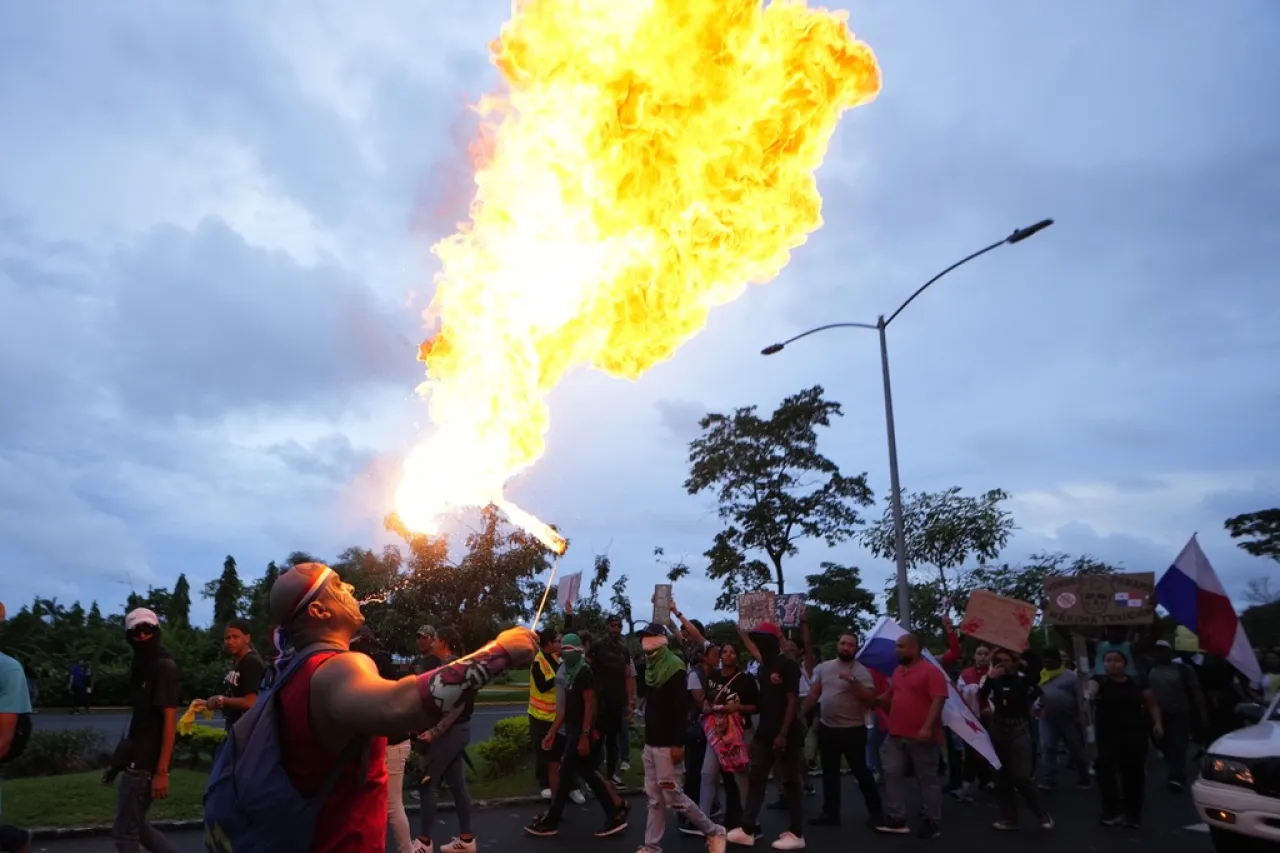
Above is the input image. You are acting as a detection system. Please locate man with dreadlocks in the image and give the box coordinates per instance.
[202,562,537,853]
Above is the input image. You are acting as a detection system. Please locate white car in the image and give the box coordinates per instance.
[1192,693,1280,851]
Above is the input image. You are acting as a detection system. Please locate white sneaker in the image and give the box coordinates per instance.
[707,828,728,853]
[411,838,433,853]
[620,761,631,772]
[770,832,805,850]
[611,774,624,785]
[725,827,756,847]
[570,789,587,805]
[439,838,476,853]
[541,788,552,800]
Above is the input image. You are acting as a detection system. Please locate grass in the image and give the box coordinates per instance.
[1,748,647,828]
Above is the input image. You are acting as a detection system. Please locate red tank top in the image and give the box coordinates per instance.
[279,652,389,853]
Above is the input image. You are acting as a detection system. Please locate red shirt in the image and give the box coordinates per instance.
[280,652,389,853]
[887,660,949,743]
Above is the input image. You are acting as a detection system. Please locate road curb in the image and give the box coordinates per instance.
[29,787,647,840]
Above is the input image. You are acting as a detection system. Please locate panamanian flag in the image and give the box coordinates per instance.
[1156,535,1261,686]
[857,616,1002,769]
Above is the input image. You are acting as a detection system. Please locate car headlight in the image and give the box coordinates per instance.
[1201,754,1255,788]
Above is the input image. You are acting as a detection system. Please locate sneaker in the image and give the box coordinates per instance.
[524,813,560,837]
[596,811,629,838]
[440,838,477,853]
[874,819,910,835]
[808,814,840,827]
[1037,781,1056,791]
[770,832,805,850]
[707,832,728,853]
[992,821,1018,831]
[620,760,631,772]
[1076,780,1092,790]
[1099,814,1125,827]
[678,818,704,837]
[1040,815,1055,831]
[570,789,587,805]
[916,820,941,840]
[541,788,552,800]
[1122,819,1141,830]
[412,838,434,853]
[612,773,624,786]
[1167,780,1184,793]
[948,786,974,803]
[726,827,758,846]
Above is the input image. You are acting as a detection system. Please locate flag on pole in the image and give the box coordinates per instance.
[1156,535,1262,686]
[857,616,1002,769]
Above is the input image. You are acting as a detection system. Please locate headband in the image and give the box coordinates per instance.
[290,566,334,620]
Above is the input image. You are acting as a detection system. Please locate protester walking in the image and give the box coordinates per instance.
[802,632,883,828]
[590,615,636,783]
[415,628,478,853]
[1145,640,1205,793]
[110,608,181,853]
[635,624,726,853]
[1089,649,1163,829]
[199,618,265,731]
[697,643,757,831]
[529,626,561,798]
[726,622,806,850]
[863,633,947,840]
[0,646,34,853]
[979,649,1053,831]
[1037,648,1090,790]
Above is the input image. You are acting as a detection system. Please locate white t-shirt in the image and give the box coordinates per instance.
[812,659,874,728]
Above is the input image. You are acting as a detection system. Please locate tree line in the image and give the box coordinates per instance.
[4,385,1278,705]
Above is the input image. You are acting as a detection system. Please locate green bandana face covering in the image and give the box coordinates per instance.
[561,633,586,688]
[643,637,686,688]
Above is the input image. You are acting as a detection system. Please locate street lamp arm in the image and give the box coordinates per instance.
[761,321,878,354]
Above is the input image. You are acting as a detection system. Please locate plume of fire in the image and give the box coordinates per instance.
[395,0,881,553]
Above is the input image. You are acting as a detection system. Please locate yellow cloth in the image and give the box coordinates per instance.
[1040,665,1066,686]
[178,700,214,735]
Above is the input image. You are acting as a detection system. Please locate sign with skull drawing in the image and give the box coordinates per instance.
[1043,572,1156,626]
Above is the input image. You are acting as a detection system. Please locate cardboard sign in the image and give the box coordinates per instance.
[960,589,1037,652]
[776,594,806,629]
[652,584,674,627]
[1174,625,1202,653]
[556,572,582,610]
[738,591,777,632]
[1043,572,1156,626]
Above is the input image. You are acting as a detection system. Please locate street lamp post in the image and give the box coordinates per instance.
[761,219,1054,630]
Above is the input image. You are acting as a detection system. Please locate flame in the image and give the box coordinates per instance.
[395,0,881,551]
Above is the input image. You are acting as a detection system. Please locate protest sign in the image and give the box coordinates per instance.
[960,589,1037,652]
[1043,572,1156,626]
[556,572,582,610]
[776,594,806,628]
[652,584,674,627]
[1174,625,1202,653]
[738,591,777,632]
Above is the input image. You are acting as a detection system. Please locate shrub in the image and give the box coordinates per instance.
[475,715,529,778]
[176,724,227,769]
[5,728,107,778]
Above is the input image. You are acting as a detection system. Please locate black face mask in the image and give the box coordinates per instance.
[127,629,163,690]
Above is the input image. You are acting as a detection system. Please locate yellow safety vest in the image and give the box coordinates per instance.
[528,652,558,721]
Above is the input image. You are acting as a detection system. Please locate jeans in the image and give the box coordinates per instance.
[881,736,942,825]
[867,725,887,776]
[547,733,620,822]
[641,746,722,852]
[529,715,553,789]
[1096,739,1147,822]
[1160,711,1192,785]
[682,730,706,809]
[112,769,175,853]
[741,737,804,837]
[1039,714,1088,786]
[418,721,472,844]
[816,724,882,820]
[990,717,1046,824]
[700,741,747,828]
[385,741,413,853]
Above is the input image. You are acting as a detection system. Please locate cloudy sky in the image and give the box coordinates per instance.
[2,1,1277,626]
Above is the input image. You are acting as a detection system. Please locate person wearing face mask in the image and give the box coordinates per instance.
[108,608,181,853]
[632,624,726,853]
[1086,649,1163,829]
[979,649,1052,831]
[726,623,805,851]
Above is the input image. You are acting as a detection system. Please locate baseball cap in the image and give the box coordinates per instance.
[748,622,783,638]
[637,623,668,637]
[417,625,437,638]
[125,608,160,632]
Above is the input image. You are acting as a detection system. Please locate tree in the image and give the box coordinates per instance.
[882,578,947,650]
[654,546,692,583]
[804,563,878,637]
[685,385,873,609]
[170,574,192,629]
[1225,509,1280,562]
[1245,576,1280,606]
[609,574,635,634]
[861,487,1014,596]
[203,555,243,626]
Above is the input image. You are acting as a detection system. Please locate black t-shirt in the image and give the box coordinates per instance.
[565,666,596,734]
[980,673,1041,721]
[222,651,266,729]
[705,668,761,730]
[589,637,631,703]
[414,654,442,676]
[1092,675,1150,744]
[754,656,803,743]
[645,669,690,747]
[128,655,181,772]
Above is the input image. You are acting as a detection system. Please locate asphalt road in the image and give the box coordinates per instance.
[25,765,1213,853]
[31,705,521,745]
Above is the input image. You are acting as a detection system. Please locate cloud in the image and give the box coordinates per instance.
[654,399,709,444]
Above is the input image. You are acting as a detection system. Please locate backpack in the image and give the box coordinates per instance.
[203,646,368,853]
[0,713,31,764]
